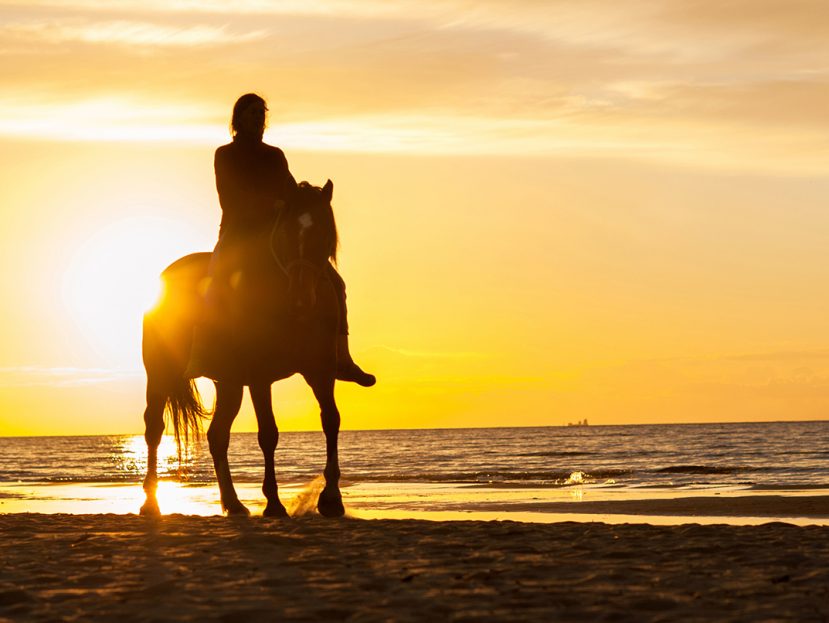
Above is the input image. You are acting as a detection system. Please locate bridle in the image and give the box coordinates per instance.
[268,201,327,281]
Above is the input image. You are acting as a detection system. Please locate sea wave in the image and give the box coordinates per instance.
[2,422,828,489]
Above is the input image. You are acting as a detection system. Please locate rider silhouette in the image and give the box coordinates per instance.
[189,93,375,387]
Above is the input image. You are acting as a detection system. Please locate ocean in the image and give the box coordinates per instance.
[2,421,828,521]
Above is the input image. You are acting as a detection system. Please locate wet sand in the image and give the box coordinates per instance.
[2,512,828,622]
[462,493,829,519]
[5,481,829,527]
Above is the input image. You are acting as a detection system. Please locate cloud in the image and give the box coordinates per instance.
[0,95,223,143]
[575,349,829,400]
[0,95,822,178]
[1,18,266,48]
[0,0,438,18]
[546,348,829,424]
[0,0,827,173]
[0,366,141,388]
[717,350,829,364]
[368,345,485,360]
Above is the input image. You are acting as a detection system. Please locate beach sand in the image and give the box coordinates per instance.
[2,513,828,622]
[461,493,829,520]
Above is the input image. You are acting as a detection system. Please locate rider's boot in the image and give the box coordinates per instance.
[336,335,376,387]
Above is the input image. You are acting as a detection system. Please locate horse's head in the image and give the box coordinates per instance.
[272,179,338,310]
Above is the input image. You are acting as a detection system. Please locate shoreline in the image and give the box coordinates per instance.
[2,513,828,621]
[3,481,829,526]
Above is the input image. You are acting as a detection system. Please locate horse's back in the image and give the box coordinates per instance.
[143,253,212,376]
[161,252,212,281]
[145,250,338,384]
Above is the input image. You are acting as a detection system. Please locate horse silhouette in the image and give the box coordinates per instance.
[140,180,345,517]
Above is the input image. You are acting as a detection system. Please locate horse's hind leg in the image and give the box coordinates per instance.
[140,380,165,516]
[307,375,345,518]
[207,382,248,516]
[250,383,288,518]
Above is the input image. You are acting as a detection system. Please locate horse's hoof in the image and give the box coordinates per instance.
[263,502,289,518]
[223,500,250,517]
[317,487,345,518]
[140,497,160,516]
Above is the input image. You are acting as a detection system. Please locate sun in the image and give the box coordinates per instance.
[61,215,207,366]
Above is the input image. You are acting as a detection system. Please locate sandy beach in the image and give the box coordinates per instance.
[2,513,828,622]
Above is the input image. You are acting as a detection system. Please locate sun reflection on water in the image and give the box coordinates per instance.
[569,486,585,502]
[0,482,225,516]
[116,434,208,482]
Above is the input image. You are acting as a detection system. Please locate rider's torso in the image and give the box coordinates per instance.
[214,138,295,239]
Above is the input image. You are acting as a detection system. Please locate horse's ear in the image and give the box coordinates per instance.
[321,179,333,203]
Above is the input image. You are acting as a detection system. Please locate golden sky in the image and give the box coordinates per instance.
[1,0,828,435]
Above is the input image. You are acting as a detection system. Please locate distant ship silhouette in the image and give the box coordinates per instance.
[567,419,589,427]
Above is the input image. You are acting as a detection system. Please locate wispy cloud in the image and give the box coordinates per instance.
[539,348,829,424]
[578,348,829,393]
[0,0,827,173]
[0,96,223,143]
[0,0,430,17]
[368,345,485,360]
[0,366,141,388]
[0,102,818,176]
[1,18,266,47]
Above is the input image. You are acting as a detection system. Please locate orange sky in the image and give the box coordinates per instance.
[1,0,829,435]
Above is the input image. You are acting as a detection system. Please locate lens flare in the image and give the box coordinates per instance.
[61,216,204,365]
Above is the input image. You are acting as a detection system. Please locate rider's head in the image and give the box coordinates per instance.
[231,93,267,141]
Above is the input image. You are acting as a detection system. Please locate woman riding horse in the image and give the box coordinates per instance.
[188,93,375,387]
[140,94,374,517]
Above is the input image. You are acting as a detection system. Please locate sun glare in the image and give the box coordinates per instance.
[61,216,206,365]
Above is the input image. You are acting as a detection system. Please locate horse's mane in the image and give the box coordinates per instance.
[293,181,339,265]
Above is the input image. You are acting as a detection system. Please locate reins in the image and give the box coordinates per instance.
[268,201,325,280]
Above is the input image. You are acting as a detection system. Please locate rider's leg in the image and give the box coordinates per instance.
[327,266,376,387]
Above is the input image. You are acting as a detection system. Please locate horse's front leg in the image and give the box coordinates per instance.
[308,375,344,517]
[140,382,165,515]
[207,382,248,516]
[250,383,288,517]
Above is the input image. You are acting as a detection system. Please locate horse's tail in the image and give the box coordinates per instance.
[143,305,209,461]
[165,373,208,460]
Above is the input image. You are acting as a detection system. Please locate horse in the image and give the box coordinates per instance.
[139,180,345,518]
